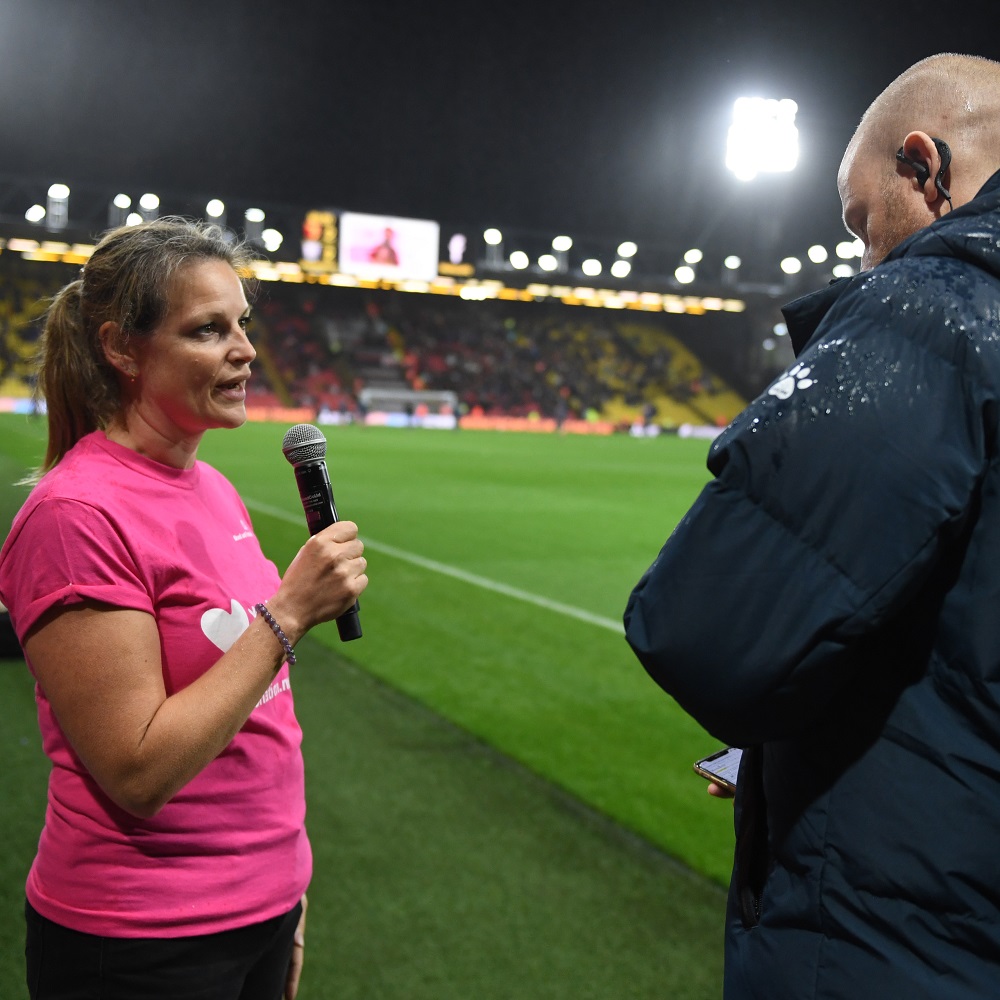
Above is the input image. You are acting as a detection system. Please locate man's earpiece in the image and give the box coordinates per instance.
[895,137,952,207]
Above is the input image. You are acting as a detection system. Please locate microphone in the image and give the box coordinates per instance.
[281,423,362,642]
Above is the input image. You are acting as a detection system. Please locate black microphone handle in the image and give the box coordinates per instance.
[292,460,362,642]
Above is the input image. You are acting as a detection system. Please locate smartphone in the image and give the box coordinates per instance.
[693,747,743,792]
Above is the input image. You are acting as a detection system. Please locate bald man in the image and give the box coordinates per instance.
[625,54,1000,999]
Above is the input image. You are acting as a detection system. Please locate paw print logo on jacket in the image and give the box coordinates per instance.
[767,362,815,400]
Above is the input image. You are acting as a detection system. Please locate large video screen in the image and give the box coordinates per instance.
[337,212,440,281]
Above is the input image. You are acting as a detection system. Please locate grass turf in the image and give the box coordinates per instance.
[0,415,731,998]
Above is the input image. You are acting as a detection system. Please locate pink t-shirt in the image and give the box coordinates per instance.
[0,431,312,937]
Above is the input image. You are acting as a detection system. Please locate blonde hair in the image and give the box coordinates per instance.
[32,217,257,479]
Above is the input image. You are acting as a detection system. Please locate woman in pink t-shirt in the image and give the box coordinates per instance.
[0,219,369,1000]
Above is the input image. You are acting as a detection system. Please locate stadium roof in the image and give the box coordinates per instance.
[0,0,996,288]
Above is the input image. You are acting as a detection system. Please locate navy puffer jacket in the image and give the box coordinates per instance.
[625,171,1000,999]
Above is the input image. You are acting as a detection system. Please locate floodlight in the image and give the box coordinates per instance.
[773,322,789,336]
[262,228,283,252]
[25,204,46,223]
[780,257,802,274]
[538,254,558,271]
[683,248,703,264]
[581,258,602,276]
[724,255,742,270]
[484,228,503,245]
[244,208,265,223]
[807,244,829,264]
[675,265,696,284]
[206,199,225,218]
[509,251,529,269]
[139,193,160,211]
[113,193,131,209]
[552,235,573,252]
[836,241,856,259]
[47,183,70,200]
[726,97,799,181]
[832,263,855,278]
[617,241,637,258]
[852,237,864,257]
[610,260,631,278]
[126,213,143,226]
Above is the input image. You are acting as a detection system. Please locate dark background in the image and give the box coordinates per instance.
[2,0,996,268]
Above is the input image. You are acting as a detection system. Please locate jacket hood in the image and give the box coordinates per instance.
[782,168,1000,356]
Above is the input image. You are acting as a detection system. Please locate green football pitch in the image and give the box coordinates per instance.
[0,416,731,999]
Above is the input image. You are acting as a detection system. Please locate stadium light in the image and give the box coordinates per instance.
[835,241,856,259]
[126,212,143,226]
[262,228,283,253]
[538,254,558,271]
[832,263,855,278]
[724,255,742,270]
[25,204,46,223]
[46,183,70,229]
[113,193,131,209]
[780,256,802,274]
[483,228,503,245]
[773,322,789,336]
[683,248,703,264]
[244,208,265,244]
[138,193,160,220]
[108,193,132,228]
[552,235,573,252]
[726,97,799,181]
[484,228,504,268]
[206,199,225,218]
[617,241,637,258]
[610,259,631,278]
[675,265,696,284]
[581,258,602,276]
[807,244,829,264]
[509,250,529,269]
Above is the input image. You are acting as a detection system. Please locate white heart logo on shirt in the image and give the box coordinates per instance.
[201,599,250,653]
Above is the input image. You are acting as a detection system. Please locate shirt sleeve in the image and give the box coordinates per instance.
[624,274,989,746]
[7,496,154,641]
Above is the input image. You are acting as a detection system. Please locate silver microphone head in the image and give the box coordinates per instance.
[281,423,328,466]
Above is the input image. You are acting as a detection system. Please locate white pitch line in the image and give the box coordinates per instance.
[245,498,623,635]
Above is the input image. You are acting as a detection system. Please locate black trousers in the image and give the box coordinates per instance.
[25,899,302,1000]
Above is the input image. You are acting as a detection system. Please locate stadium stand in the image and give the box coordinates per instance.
[0,252,746,428]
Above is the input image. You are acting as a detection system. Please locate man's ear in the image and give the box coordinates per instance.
[98,321,138,379]
[898,130,946,206]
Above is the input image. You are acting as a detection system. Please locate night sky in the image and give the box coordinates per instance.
[1,0,997,270]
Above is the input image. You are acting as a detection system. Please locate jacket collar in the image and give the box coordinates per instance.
[781,167,1000,357]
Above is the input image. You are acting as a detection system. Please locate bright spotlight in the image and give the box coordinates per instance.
[852,237,865,257]
[780,257,802,274]
[581,258,602,276]
[206,199,225,218]
[245,207,265,223]
[139,193,160,212]
[617,241,637,258]
[113,193,131,209]
[832,263,855,278]
[724,255,742,270]
[675,265,696,284]
[836,241,856,260]
[726,97,800,181]
[773,322,789,336]
[262,228,283,252]
[47,183,70,200]
[807,244,829,264]
[538,254,558,271]
[509,250,529,269]
[25,204,46,223]
[552,235,573,252]
[683,248,703,264]
[126,212,143,226]
[484,228,503,245]
[610,259,631,278]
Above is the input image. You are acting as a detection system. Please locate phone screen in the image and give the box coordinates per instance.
[693,747,743,792]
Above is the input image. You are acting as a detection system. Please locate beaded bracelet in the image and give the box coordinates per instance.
[254,603,296,666]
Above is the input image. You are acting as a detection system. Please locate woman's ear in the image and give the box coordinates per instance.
[98,321,138,380]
